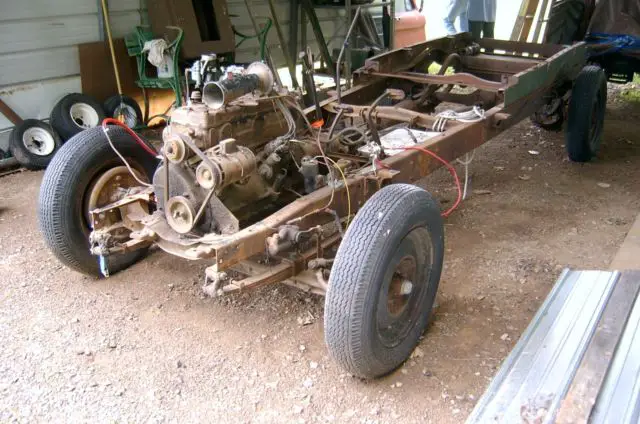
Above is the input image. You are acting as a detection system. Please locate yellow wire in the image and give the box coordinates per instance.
[322,156,352,229]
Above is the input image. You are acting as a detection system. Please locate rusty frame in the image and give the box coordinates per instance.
[94,35,587,296]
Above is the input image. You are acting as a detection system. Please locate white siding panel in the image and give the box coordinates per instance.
[0,15,101,54]
[0,0,146,21]
[0,11,143,54]
[0,47,80,87]
[109,11,146,37]
[0,77,82,129]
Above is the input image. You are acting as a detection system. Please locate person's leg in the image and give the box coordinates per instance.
[443,0,460,35]
[483,22,495,39]
[459,7,469,33]
[444,0,469,34]
[468,20,483,40]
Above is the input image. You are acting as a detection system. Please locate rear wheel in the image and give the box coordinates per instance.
[545,0,586,45]
[324,184,444,379]
[566,65,607,162]
[38,126,159,276]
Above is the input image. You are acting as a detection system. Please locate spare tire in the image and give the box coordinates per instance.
[38,126,159,276]
[50,93,106,141]
[545,0,586,45]
[104,95,143,128]
[9,119,62,170]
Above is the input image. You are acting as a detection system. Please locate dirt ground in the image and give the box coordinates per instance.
[1,85,639,423]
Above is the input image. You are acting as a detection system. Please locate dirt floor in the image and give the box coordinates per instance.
[1,84,639,423]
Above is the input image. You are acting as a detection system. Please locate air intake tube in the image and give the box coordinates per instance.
[203,62,274,109]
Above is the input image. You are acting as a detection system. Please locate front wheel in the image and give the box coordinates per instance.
[324,184,444,379]
[38,126,159,276]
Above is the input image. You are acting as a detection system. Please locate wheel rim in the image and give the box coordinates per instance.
[22,127,55,156]
[69,103,100,129]
[376,226,434,348]
[84,166,146,230]
[387,256,417,316]
[113,103,138,128]
[535,98,563,126]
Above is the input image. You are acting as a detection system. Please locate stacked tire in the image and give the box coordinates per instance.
[50,93,106,141]
[9,120,62,170]
[8,93,106,170]
[103,95,143,129]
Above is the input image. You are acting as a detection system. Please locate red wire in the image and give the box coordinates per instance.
[101,118,158,157]
[374,158,390,170]
[377,147,462,217]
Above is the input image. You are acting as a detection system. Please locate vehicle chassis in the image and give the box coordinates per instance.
[92,34,587,297]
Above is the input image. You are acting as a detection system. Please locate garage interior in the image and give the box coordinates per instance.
[0,0,639,422]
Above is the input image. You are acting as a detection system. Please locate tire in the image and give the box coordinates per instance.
[566,65,607,162]
[104,95,143,128]
[545,0,586,45]
[9,119,62,170]
[50,93,106,141]
[38,126,159,276]
[324,184,445,379]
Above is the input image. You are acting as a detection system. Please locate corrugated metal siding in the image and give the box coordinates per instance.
[0,0,146,149]
[467,270,640,424]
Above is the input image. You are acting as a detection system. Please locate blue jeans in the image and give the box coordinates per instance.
[444,0,470,35]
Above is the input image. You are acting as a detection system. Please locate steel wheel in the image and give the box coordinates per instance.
[70,103,100,129]
[377,227,434,348]
[84,165,147,230]
[22,126,56,156]
[9,119,62,170]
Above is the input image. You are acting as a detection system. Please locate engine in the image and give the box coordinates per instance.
[153,62,318,236]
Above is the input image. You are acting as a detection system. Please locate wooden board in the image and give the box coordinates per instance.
[147,0,235,59]
[78,39,139,103]
[78,38,174,120]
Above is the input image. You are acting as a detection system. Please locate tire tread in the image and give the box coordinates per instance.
[566,65,607,162]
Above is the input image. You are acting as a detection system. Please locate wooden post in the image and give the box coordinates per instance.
[0,98,22,126]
